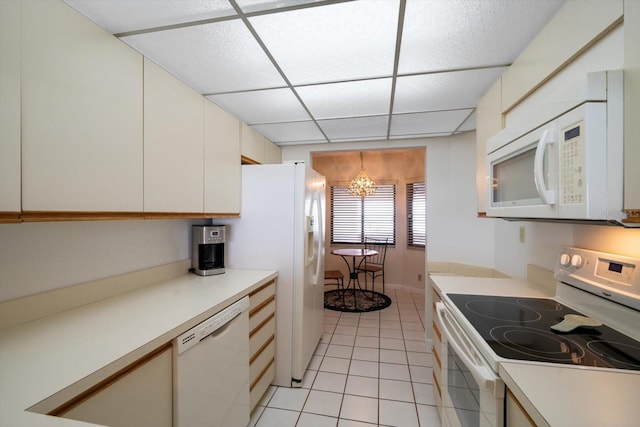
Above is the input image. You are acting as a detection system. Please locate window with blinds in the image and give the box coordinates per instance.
[330,184,396,245]
[407,182,426,247]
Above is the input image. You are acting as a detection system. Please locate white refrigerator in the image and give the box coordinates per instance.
[219,162,326,387]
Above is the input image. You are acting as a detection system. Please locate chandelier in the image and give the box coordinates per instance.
[347,152,376,197]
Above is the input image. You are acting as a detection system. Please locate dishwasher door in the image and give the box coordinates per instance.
[174,296,250,427]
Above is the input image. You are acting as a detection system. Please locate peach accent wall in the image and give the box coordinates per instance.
[312,149,426,290]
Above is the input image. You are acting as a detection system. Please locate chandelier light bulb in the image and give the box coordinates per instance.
[347,152,376,197]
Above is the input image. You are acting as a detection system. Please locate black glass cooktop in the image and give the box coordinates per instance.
[448,294,640,371]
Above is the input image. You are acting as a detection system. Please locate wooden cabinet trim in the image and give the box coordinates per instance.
[48,343,172,417]
[432,372,441,397]
[507,389,537,427]
[241,155,261,165]
[432,321,442,342]
[250,334,275,365]
[622,209,640,224]
[250,312,275,339]
[250,358,275,391]
[249,295,275,318]
[0,212,21,223]
[249,280,276,298]
[16,211,240,222]
[433,346,442,369]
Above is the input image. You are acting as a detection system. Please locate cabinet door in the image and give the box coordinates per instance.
[62,347,172,427]
[21,0,143,212]
[475,79,502,214]
[241,123,265,164]
[264,138,282,165]
[506,390,536,427]
[144,58,204,213]
[624,1,640,214]
[204,100,241,214]
[0,0,21,218]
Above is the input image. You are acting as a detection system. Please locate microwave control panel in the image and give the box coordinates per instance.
[560,121,586,205]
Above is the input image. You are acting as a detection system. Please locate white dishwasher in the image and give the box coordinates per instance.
[174,296,250,427]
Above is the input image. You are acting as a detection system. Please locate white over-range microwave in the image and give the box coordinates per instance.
[485,70,626,224]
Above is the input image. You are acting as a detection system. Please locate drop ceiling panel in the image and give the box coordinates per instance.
[208,88,310,124]
[458,111,477,132]
[297,78,393,120]
[390,110,473,136]
[318,116,389,141]
[249,1,399,85]
[399,0,565,74]
[251,121,326,143]
[63,0,236,34]
[393,68,506,113]
[122,20,286,94]
[236,0,323,14]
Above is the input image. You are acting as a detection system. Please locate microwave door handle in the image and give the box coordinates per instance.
[534,128,557,205]
[435,302,497,392]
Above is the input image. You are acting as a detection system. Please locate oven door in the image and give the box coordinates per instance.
[436,302,505,427]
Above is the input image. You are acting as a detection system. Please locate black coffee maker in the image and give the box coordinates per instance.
[191,225,226,276]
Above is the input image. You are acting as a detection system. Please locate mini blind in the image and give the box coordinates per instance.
[407,182,426,247]
[331,184,396,244]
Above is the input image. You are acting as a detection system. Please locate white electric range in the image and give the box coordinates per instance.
[434,247,640,427]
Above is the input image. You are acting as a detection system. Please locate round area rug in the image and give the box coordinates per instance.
[324,289,392,313]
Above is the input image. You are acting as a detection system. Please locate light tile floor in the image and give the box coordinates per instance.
[249,287,442,427]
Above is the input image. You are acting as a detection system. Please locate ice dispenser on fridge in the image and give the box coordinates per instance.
[191,225,226,276]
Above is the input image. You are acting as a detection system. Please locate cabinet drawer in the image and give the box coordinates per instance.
[250,299,275,332]
[249,280,276,312]
[250,337,275,383]
[250,315,275,356]
[250,359,275,411]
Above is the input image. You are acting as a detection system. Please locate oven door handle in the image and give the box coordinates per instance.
[436,302,501,396]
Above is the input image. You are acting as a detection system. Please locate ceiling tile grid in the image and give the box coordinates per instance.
[63,0,566,145]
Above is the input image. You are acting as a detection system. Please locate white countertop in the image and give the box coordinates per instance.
[430,274,640,427]
[0,269,278,427]
[500,362,640,427]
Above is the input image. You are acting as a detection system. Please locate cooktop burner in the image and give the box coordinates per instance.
[448,294,640,371]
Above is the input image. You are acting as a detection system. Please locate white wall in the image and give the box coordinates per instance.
[0,220,194,302]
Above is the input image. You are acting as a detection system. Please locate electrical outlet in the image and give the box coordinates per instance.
[418,274,422,281]
[519,226,526,243]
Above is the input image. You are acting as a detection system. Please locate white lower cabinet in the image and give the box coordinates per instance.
[431,289,443,418]
[248,279,277,411]
[506,389,536,427]
[59,346,172,427]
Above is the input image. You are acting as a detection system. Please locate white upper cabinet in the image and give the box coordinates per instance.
[624,1,640,212]
[475,79,502,214]
[0,0,21,216]
[241,123,265,164]
[143,58,204,214]
[264,139,282,165]
[204,100,241,214]
[21,0,143,212]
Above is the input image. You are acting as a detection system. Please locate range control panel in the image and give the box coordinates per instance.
[556,247,640,311]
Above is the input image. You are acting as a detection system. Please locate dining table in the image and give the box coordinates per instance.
[330,248,378,291]
[327,248,393,313]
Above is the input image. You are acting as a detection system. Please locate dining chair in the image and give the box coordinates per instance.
[358,237,388,293]
[324,270,344,291]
